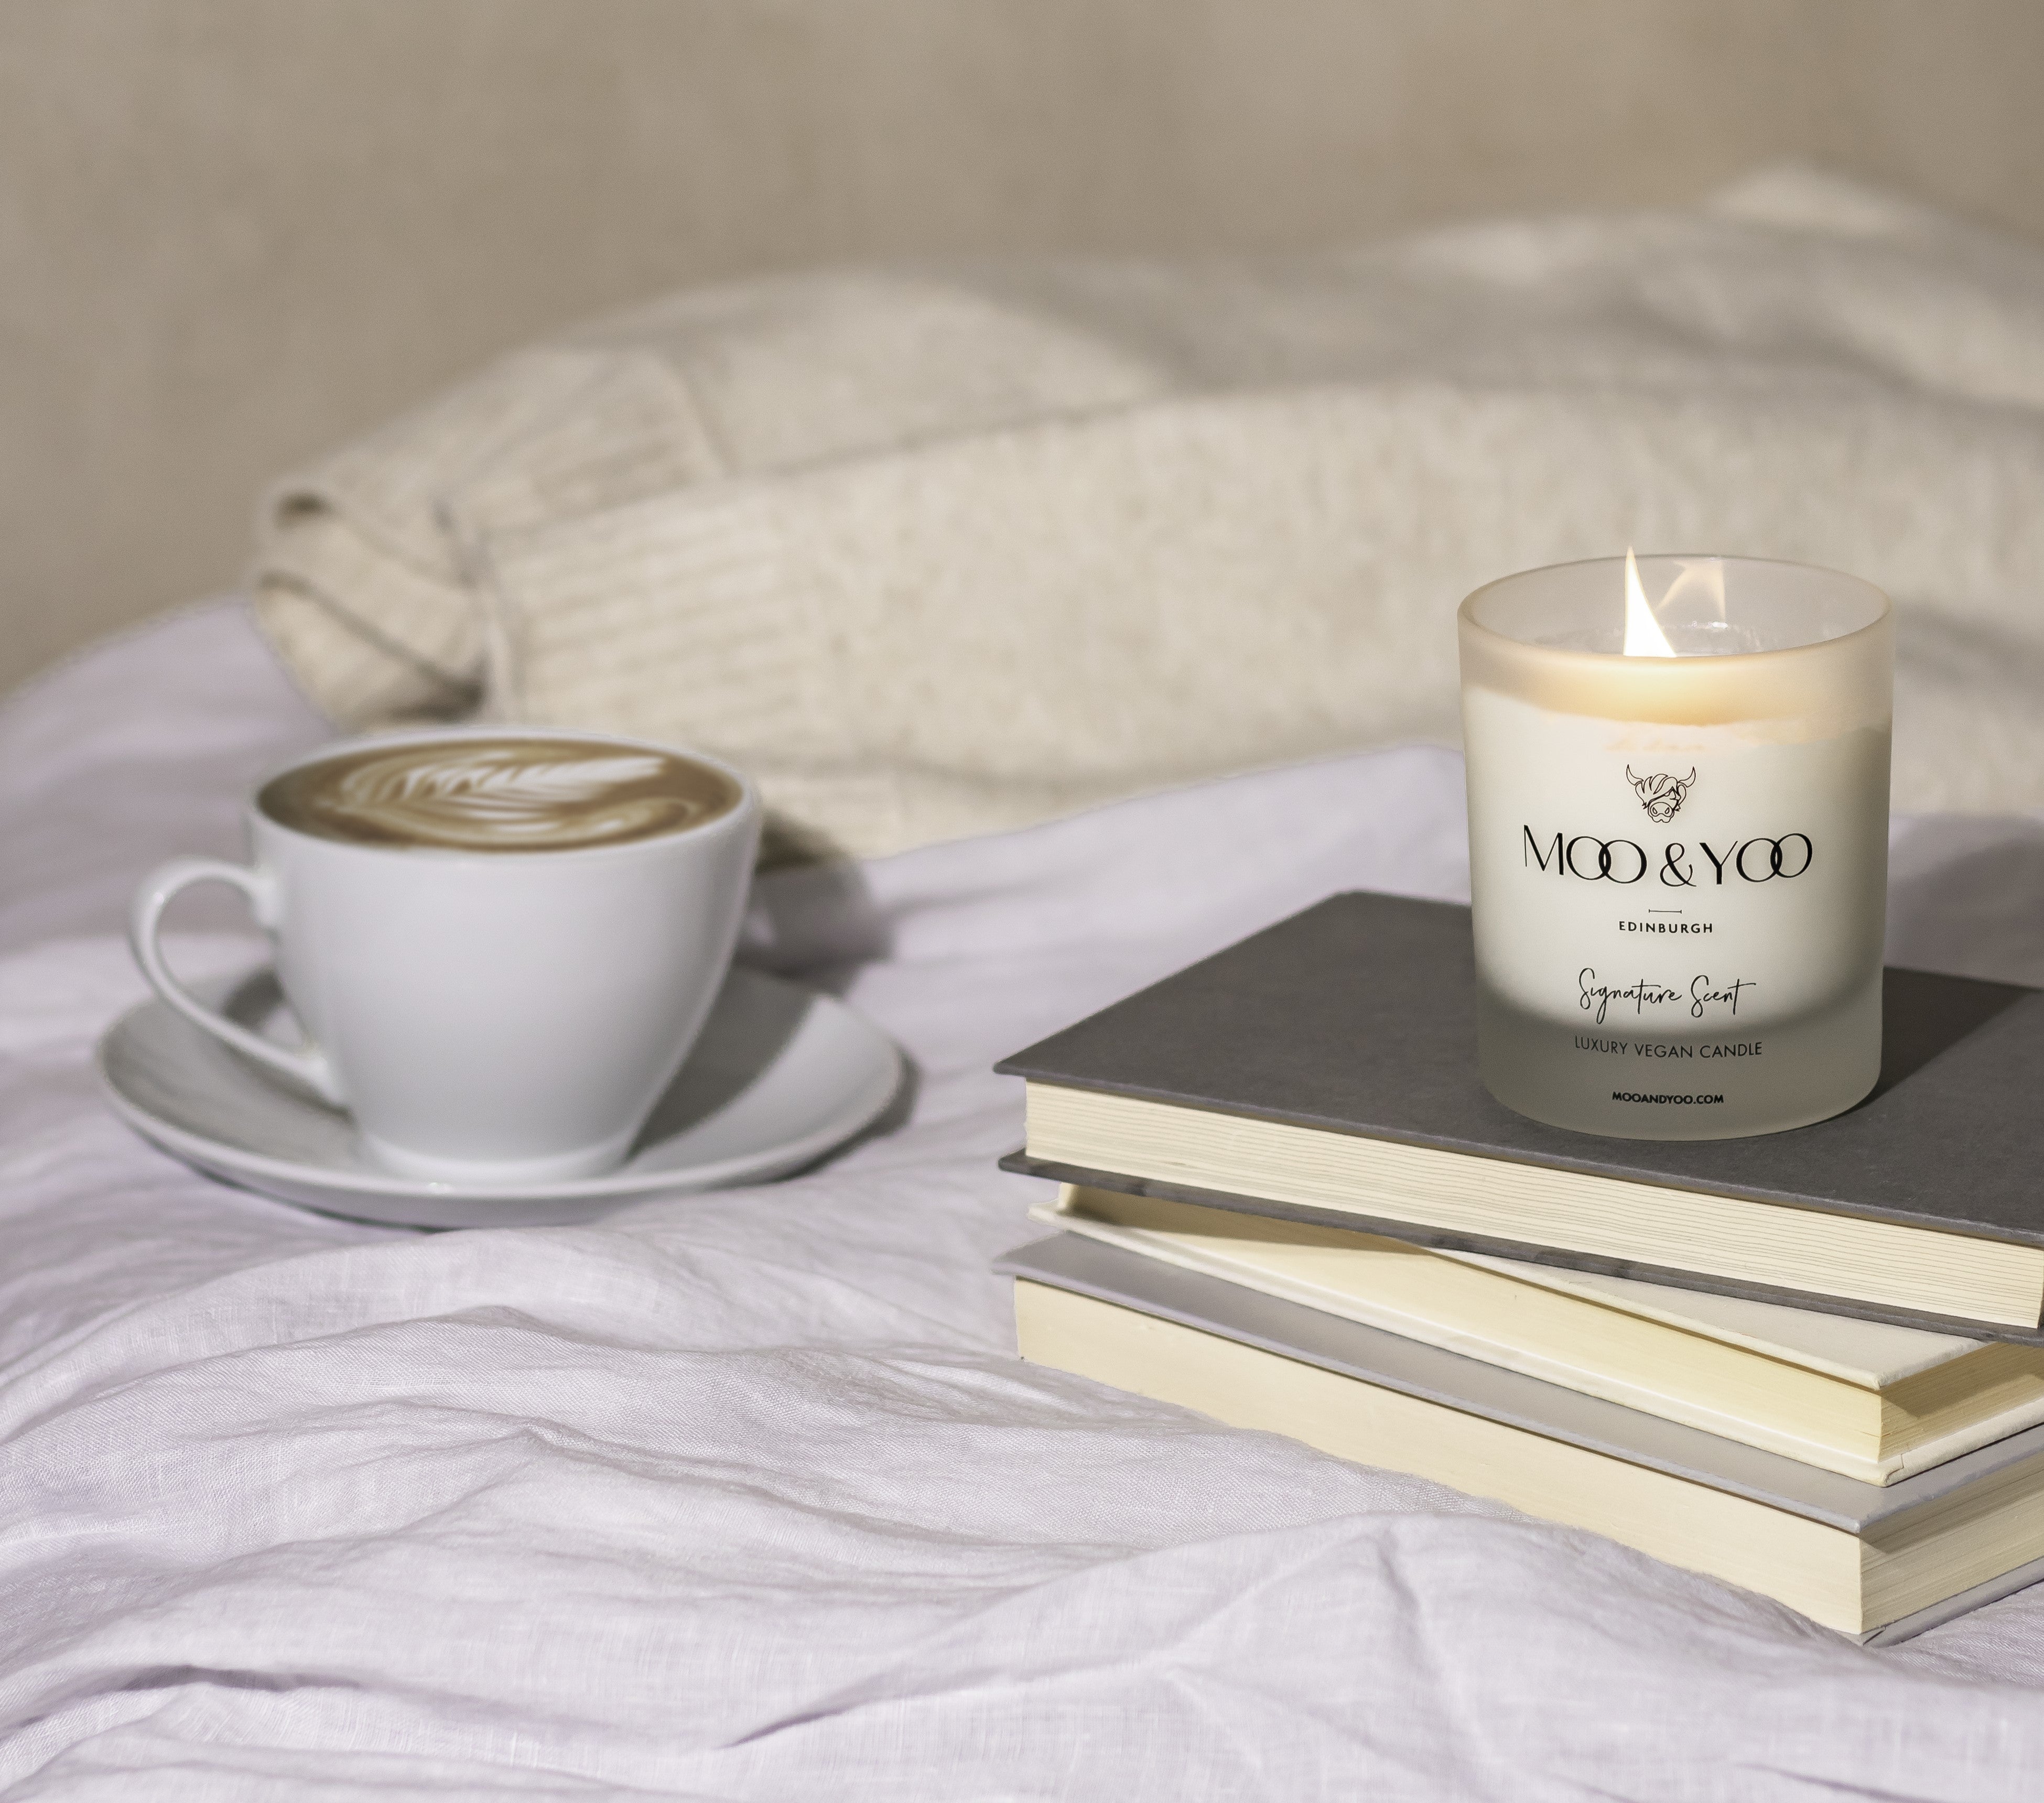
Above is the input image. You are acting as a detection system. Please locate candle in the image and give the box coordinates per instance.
[1458,553,1891,1139]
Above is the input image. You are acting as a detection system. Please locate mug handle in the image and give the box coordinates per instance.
[129,857,346,1107]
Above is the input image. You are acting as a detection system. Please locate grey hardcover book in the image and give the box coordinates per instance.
[1000,1231,2044,1644]
[996,892,2044,1342]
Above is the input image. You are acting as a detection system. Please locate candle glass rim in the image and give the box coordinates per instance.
[1458,552,1891,670]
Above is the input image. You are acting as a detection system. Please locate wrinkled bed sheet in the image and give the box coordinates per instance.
[5,603,2044,1802]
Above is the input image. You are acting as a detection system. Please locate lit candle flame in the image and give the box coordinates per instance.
[1623,547,1675,657]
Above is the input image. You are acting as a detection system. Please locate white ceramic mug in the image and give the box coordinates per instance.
[129,727,762,1183]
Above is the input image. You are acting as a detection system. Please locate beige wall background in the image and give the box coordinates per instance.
[4,0,2042,700]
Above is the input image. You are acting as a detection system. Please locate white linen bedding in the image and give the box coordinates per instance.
[4,603,2044,1801]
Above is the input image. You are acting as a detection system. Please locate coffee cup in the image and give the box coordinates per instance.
[129,727,761,1183]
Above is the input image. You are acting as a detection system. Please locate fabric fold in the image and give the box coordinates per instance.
[251,168,2044,857]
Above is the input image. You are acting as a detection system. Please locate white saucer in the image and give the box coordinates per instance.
[97,966,905,1228]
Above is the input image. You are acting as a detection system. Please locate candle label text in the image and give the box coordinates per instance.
[1574,1036,1762,1059]
[1577,969,1758,1025]
[1522,827,1812,887]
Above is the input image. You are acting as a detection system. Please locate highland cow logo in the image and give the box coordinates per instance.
[1627,766,1696,823]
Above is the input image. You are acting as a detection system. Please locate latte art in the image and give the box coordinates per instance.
[262,738,741,851]
[328,749,686,848]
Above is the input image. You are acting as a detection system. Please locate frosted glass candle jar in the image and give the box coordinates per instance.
[1458,554,1892,1140]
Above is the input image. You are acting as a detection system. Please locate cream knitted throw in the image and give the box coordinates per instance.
[254,169,2044,860]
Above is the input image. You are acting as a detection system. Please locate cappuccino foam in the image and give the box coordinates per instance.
[262,738,741,852]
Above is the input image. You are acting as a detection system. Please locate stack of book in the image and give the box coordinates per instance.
[993,892,2044,1644]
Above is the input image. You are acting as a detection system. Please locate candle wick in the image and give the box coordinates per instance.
[1624,547,1677,657]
